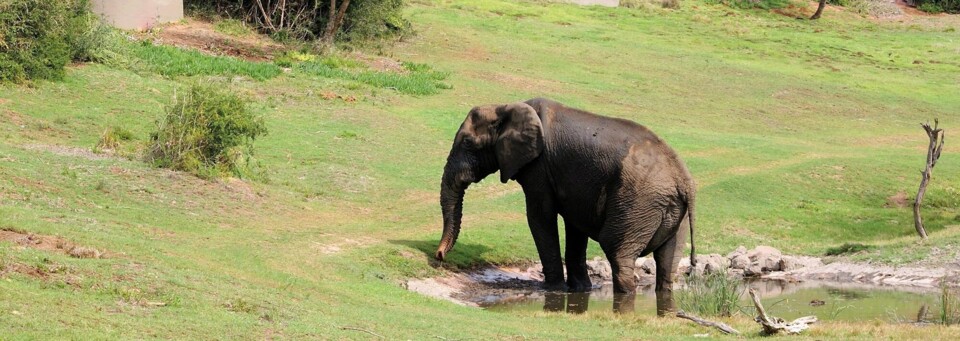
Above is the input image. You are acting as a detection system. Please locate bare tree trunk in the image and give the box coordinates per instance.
[322,0,352,44]
[811,0,827,20]
[914,119,945,240]
[749,289,817,335]
[677,310,741,335]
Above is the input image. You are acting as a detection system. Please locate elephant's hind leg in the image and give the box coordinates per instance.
[653,224,687,317]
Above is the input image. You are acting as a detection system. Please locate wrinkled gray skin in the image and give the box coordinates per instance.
[436,98,697,316]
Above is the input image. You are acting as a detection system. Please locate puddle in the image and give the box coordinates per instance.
[478,280,939,323]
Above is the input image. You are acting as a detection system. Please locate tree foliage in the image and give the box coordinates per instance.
[184,0,410,43]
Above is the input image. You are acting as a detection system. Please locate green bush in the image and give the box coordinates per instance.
[677,270,744,317]
[916,0,960,13]
[147,84,267,179]
[0,0,105,83]
[917,2,946,13]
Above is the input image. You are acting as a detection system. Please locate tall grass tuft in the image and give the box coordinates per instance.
[939,282,960,325]
[147,84,267,179]
[677,270,745,317]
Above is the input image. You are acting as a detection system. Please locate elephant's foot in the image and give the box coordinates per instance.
[655,289,676,317]
[612,292,636,314]
[541,280,567,292]
[566,277,593,292]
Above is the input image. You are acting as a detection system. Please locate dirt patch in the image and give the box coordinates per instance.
[140,19,283,61]
[886,190,910,208]
[0,228,105,259]
[22,144,113,161]
[348,52,406,73]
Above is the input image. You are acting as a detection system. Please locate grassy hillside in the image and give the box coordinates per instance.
[1,0,959,338]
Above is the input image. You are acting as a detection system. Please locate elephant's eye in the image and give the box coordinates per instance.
[461,138,476,149]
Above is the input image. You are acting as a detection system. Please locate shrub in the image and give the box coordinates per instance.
[0,0,105,83]
[915,0,960,13]
[185,0,410,43]
[824,242,873,256]
[677,270,744,317]
[939,281,960,325]
[147,84,267,179]
[917,2,945,13]
[94,126,135,153]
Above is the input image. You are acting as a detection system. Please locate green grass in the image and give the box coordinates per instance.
[1,0,960,338]
[297,58,451,95]
[133,42,282,80]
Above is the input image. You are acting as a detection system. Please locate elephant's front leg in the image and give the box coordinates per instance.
[524,194,564,291]
[564,226,592,292]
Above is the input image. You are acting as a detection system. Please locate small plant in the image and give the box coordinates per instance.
[0,0,102,83]
[94,126,134,153]
[677,270,745,317]
[824,242,872,256]
[147,84,267,179]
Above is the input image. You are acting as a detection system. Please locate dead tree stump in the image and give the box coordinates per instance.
[749,289,817,335]
[914,120,945,240]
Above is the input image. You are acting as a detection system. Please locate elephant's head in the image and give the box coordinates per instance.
[435,102,544,261]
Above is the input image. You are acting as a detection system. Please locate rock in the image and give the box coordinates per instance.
[745,264,764,277]
[779,256,824,271]
[727,245,747,259]
[730,254,751,270]
[586,258,612,280]
[637,257,656,275]
[747,246,783,272]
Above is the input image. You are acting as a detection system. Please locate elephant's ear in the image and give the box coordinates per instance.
[495,102,544,183]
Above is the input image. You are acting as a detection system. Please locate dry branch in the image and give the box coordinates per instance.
[749,289,817,335]
[677,310,741,335]
[340,326,384,339]
[914,119,945,240]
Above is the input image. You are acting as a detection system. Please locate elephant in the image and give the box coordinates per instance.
[435,98,696,315]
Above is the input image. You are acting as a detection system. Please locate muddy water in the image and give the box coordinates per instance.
[479,280,940,322]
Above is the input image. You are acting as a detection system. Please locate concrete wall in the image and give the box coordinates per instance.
[91,0,183,30]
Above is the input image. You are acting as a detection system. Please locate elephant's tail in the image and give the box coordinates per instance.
[684,185,696,268]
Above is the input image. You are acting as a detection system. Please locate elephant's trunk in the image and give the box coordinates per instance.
[436,165,469,261]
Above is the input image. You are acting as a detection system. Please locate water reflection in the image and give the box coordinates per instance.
[481,279,941,322]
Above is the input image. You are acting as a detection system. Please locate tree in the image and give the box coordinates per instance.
[322,0,352,44]
[913,119,945,240]
[811,0,827,20]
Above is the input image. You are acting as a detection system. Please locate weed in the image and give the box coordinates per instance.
[94,179,108,193]
[213,19,252,37]
[825,243,873,256]
[147,84,267,179]
[677,270,744,317]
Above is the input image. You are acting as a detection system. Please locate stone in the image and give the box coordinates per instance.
[747,246,783,272]
[779,256,824,272]
[730,254,751,270]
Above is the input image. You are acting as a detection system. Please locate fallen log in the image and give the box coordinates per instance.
[677,310,741,335]
[749,288,817,335]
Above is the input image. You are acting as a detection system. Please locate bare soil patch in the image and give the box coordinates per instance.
[0,227,105,259]
[141,19,283,61]
[886,190,909,208]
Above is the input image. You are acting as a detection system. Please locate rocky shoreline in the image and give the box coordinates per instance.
[405,246,958,306]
